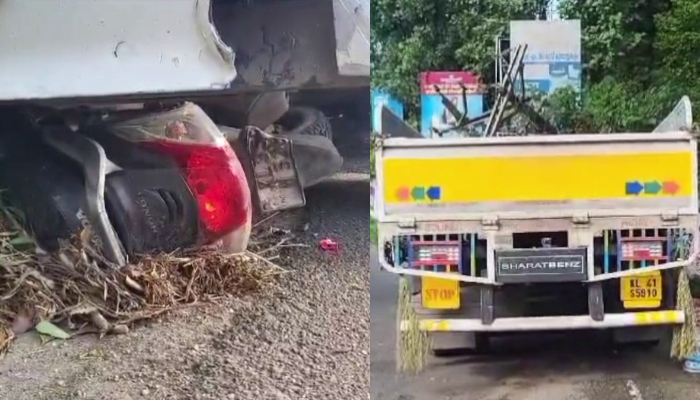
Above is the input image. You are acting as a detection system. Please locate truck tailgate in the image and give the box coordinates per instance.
[378,133,698,219]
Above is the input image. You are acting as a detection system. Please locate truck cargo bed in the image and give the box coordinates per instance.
[376,132,698,220]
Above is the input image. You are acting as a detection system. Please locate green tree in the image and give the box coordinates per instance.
[371,0,549,113]
[555,0,688,131]
[558,0,671,86]
[656,0,700,101]
[372,0,700,132]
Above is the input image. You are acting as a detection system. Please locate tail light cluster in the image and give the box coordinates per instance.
[407,236,463,276]
[412,241,461,267]
[620,239,664,262]
[597,229,682,274]
[109,103,251,246]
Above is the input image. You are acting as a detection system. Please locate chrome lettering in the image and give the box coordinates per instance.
[500,261,582,270]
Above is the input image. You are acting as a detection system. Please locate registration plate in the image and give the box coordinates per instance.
[246,127,305,212]
[422,276,460,310]
[621,271,662,309]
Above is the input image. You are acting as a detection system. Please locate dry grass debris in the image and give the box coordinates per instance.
[0,208,291,354]
[396,276,430,374]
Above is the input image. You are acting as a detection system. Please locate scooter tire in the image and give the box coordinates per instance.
[275,107,333,140]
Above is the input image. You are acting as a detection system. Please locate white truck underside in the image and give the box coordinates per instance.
[0,0,370,103]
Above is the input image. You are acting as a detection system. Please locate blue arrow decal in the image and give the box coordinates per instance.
[644,181,662,195]
[626,181,643,196]
[426,186,442,201]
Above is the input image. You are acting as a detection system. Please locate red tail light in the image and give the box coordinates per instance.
[146,140,251,240]
[108,103,252,244]
[621,239,664,262]
[411,241,461,267]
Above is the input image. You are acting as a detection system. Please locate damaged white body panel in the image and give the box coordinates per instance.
[0,0,236,102]
[211,0,370,91]
[334,0,370,77]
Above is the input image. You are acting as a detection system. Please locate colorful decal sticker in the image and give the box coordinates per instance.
[625,181,681,196]
[383,152,693,204]
[395,186,442,202]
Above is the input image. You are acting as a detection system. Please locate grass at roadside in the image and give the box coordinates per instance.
[370,135,376,179]
[370,135,377,246]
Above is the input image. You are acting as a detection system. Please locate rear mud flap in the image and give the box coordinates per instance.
[245,127,306,213]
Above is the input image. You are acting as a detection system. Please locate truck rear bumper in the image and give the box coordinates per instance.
[402,311,685,332]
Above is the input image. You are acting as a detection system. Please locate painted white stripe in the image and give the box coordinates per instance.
[400,311,685,332]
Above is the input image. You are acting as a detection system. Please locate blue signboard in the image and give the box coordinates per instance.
[511,20,582,96]
[371,90,404,133]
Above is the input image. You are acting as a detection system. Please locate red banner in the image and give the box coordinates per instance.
[420,72,485,95]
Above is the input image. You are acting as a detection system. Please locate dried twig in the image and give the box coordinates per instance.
[245,251,290,274]
[0,206,298,353]
[253,212,281,229]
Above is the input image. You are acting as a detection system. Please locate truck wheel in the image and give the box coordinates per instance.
[275,107,333,140]
[273,107,342,188]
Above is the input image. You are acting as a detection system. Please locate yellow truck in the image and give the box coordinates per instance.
[375,119,699,352]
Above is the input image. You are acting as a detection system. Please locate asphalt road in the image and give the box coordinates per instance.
[370,248,700,400]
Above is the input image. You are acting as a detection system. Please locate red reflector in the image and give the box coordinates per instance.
[621,240,664,261]
[412,243,461,267]
[633,249,651,258]
[146,141,251,241]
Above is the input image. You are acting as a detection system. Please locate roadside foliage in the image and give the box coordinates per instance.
[372,0,700,131]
